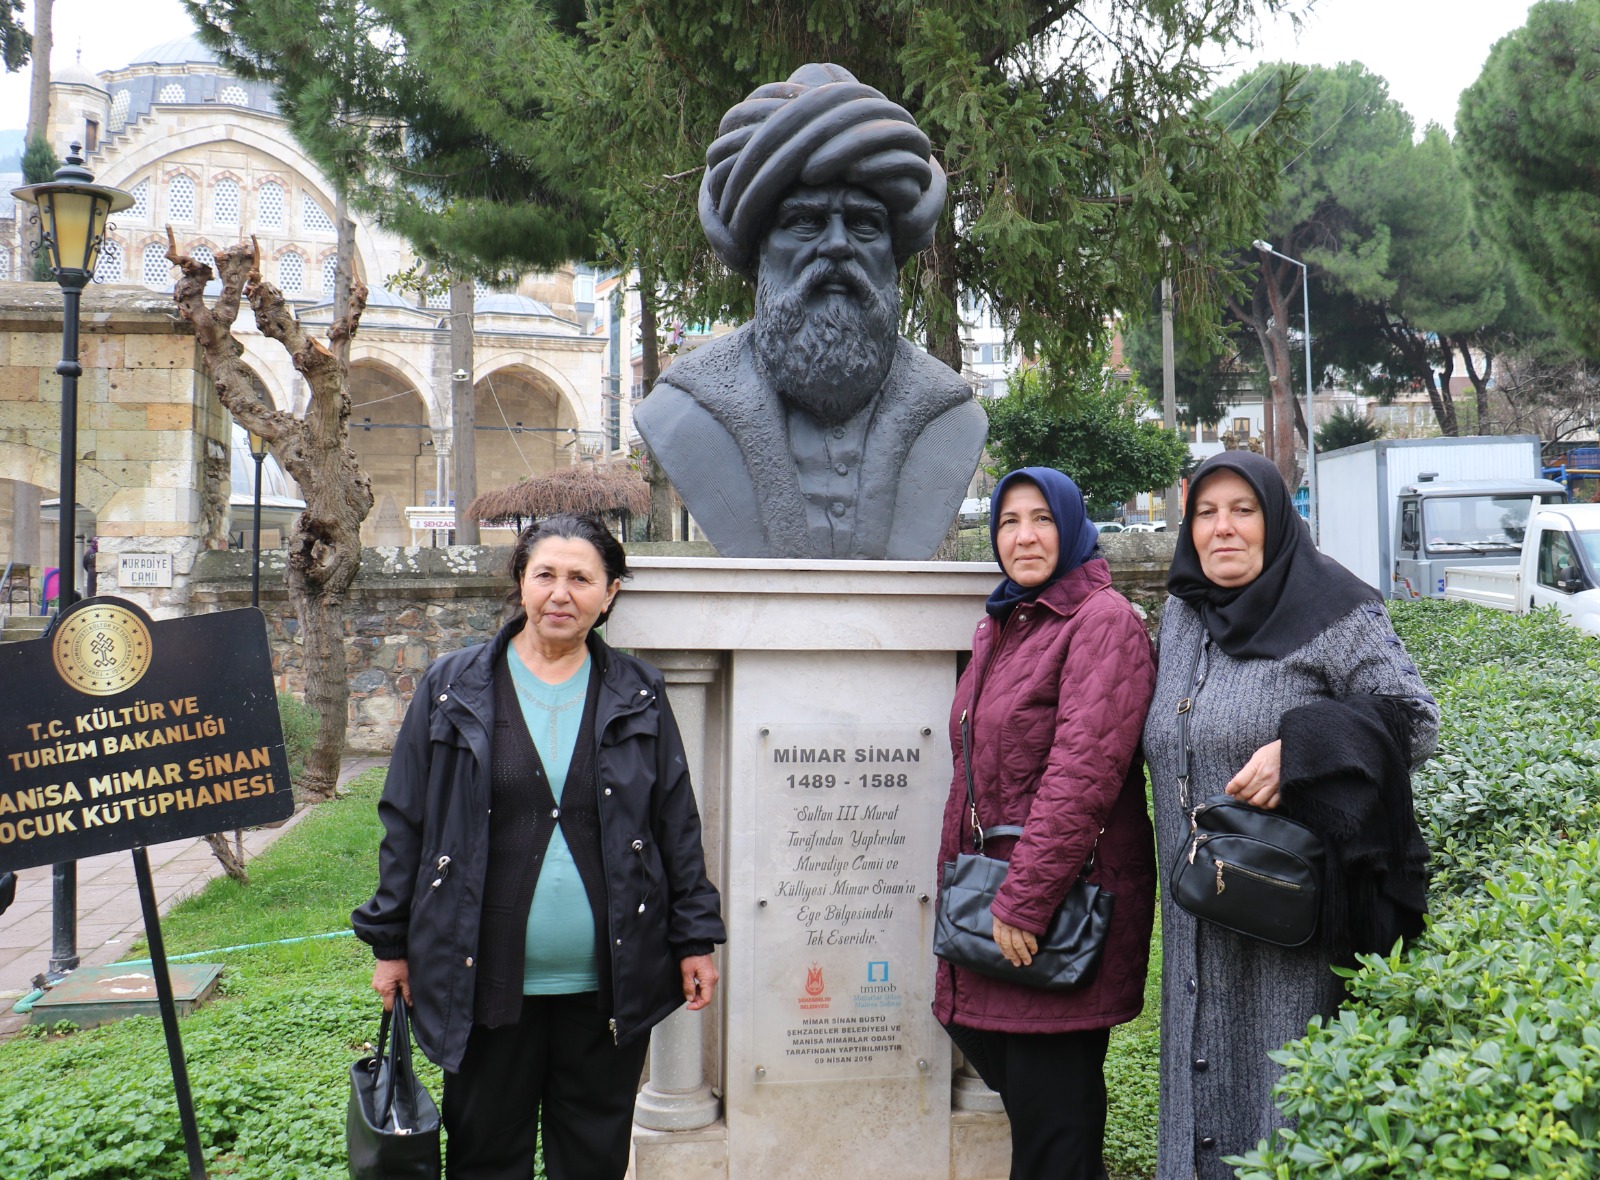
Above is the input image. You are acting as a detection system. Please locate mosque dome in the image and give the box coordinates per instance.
[54,57,106,91]
[476,293,556,317]
[127,35,222,68]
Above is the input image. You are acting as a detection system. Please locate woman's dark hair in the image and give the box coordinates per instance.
[506,513,631,626]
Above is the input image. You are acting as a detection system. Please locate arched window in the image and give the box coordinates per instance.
[191,245,216,276]
[321,254,338,296]
[214,178,241,226]
[0,247,11,281]
[94,240,123,283]
[168,174,196,223]
[473,277,491,301]
[126,180,150,222]
[218,84,248,106]
[258,181,285,230]
[301,194,333,233]
[141,242,171,289]
[278,252,304,292]
[158,82,185,104]
[425,289,449,310]
[110,89,131,131]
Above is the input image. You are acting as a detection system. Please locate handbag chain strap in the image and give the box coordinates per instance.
[1174,626,1210,815]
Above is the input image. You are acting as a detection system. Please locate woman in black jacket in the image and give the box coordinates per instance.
[353,514,725,1180]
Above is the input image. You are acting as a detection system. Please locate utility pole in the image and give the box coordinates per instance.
[449,280,478,544]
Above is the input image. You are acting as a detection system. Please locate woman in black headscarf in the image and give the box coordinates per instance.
[934,467,1157,1179]
[1142,452,1438,1179]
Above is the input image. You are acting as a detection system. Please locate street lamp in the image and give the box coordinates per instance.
[11,144,133,982]
[248,431,268,608]
[1252,239,1318,541]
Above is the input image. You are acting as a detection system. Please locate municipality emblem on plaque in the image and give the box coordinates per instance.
[52,601,154,696]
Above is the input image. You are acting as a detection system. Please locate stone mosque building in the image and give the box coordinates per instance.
[2,34,628,586]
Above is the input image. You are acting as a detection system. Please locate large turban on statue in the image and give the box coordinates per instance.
[699,62,948,277]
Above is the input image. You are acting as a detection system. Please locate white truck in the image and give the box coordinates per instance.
[1443,503,1600,635]
[1317,435,1567,599]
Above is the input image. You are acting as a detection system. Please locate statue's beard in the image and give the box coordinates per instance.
[753,260,900,425]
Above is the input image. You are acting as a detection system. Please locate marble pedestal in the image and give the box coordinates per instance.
[607,558,1008,1180]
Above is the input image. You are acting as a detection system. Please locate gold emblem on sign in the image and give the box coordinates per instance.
[52,603,154,696]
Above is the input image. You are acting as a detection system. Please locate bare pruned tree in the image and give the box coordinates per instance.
[166,229,373,804]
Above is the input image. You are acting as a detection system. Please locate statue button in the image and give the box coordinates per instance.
[830,502,846,517]
[1193,1058,1209,1072]
[833,427,845,439]
[835,463,849,476]
[1199,1137,1216,1150]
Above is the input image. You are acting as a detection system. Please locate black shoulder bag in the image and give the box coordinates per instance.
[1168,628,1326,947]
[932,706,1115,991]
[346,998,441,1180]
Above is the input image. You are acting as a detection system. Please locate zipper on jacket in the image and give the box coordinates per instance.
[1215,859,1302,893]
[593,659,657,1047]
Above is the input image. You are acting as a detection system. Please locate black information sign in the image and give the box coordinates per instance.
[0,598,293,873]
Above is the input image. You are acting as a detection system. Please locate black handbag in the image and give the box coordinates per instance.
[347,999,441,1180]
[932,708,1114,991]
[1167,629,1326,947]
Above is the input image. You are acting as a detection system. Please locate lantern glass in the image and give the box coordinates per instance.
[46,189,113,275]
[248,431,268,460]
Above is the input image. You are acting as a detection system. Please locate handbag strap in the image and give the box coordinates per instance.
[380,999,417,1132]
[1174,626,1209,812]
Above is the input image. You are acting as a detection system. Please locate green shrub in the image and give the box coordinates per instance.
[1225,603,1600,1178]
[277,691,319,787]
[1231,837,1600,1178]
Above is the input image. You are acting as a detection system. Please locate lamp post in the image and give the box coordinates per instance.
[248,431,268,608]
[1252,239,1317,540]
[12,144,133,981]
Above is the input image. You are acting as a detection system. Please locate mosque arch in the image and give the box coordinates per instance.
[348,358,433,545]
[476,352,593,439]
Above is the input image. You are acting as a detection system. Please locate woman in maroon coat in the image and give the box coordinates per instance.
[934,467,1158,1180]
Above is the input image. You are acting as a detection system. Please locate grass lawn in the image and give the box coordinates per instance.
[0,768,410,1180]
[0,765,1164,1179]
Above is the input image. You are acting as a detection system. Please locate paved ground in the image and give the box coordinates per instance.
[0,755,387,1036]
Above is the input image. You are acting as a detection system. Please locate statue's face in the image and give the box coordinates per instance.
[759,185,897,307]
[752,183,900,425]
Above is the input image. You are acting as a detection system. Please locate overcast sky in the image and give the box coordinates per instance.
[2,0,1540,144]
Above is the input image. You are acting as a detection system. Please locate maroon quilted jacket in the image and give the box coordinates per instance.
[932,558,1157,1033]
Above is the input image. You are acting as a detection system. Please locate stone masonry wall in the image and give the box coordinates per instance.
[189,534,1177,754]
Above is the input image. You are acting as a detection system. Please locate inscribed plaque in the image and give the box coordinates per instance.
[750,723,944,1083]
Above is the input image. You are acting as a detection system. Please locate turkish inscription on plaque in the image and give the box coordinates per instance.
[752,724,945,1084]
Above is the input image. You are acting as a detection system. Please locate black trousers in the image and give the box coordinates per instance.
[946,1022,1112,1180]
[443,993,649,1180]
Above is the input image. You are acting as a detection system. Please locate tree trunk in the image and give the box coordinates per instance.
[1260,262,1302,490]
[167,231,373,804]
[22,0,51,277]
[333,192,355,366]
[924,224,963,372]
[1458,339,1494,430]
[450,280,479,543]
[26,0,49,142]
[202,832,248,884]
[1425,345,1460,437]
[636,273,675,541]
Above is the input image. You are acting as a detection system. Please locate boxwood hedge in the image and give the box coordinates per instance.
[1232,602,1600,1178]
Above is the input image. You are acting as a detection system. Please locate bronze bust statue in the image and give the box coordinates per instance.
[634,63,988,559]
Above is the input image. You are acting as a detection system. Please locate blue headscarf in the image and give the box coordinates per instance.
[984,467,1101,618]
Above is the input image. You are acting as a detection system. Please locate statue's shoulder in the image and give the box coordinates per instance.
[892,338,973,401]
[652,326,752,408]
